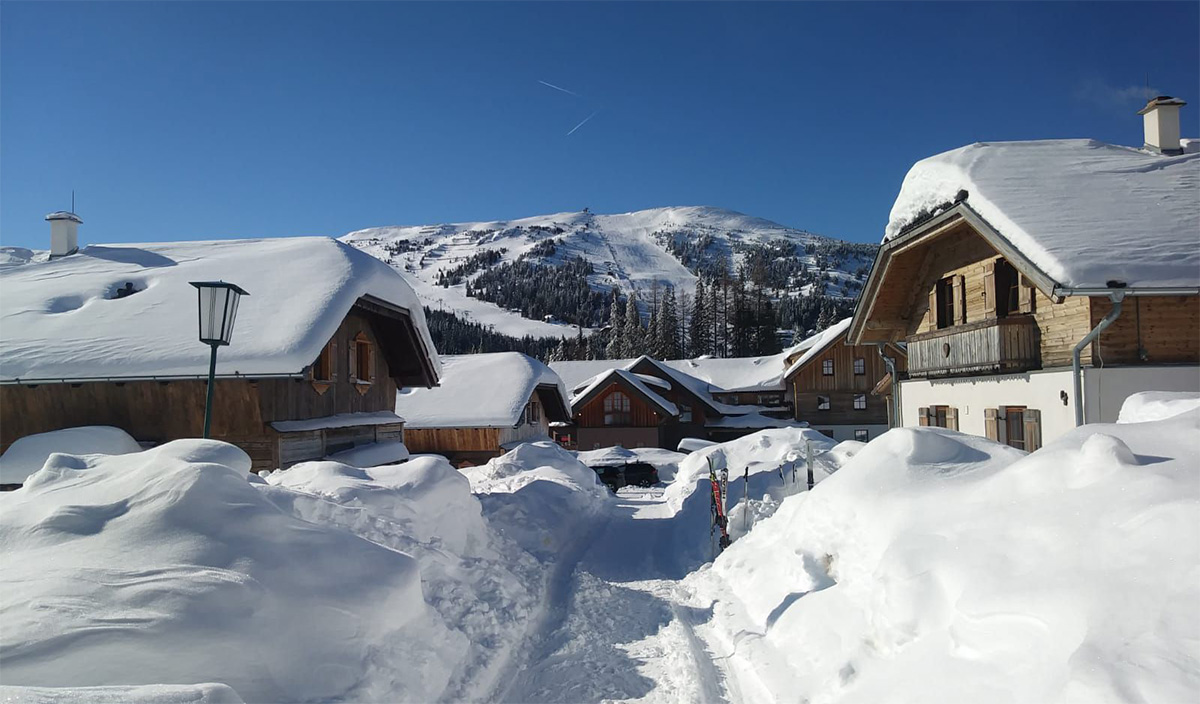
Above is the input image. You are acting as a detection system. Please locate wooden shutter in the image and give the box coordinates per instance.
[1024,409,1042,452]
[330,340,338,380]
[928,289,938,331]
[996,407,1008,444]
[918,407,930,426]
[368,344,376,382]
[953,275,967,325]
[1018,275,1034,314]
[946,406,959,431]
[348,338,358,380]
[984,408,999,441]
[983,260,995,317]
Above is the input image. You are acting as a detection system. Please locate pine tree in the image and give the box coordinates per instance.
[659,286,680,359]
[690,278,707,357]
[605,287,625,359]
[623,293,643,356]
[646,304,660,358]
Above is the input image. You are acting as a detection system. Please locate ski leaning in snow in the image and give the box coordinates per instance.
[709,456,731,553]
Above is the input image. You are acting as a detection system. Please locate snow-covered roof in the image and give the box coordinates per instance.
[395,352,570,429]
[0,237,440,384]
[666,354,788,393]
[571,368,679,417]
[884,139,1200,290]
[782,318,853,379]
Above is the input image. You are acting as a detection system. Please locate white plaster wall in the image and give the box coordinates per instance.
[1083,365,1200,424]
[899,370,1078,442]
[805,424,891,443]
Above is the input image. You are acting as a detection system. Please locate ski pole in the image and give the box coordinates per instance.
[742,466,749,533]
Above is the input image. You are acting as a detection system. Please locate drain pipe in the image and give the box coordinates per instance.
[1071,290,1125,427]
[877,343,901,428]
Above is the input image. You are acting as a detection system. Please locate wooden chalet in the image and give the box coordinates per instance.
[0,235,440,476]
[849,103,1199,448]
[782,318,906,443]
[395,352,571,466]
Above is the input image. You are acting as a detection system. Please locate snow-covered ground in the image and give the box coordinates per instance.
[2,399,1197,703]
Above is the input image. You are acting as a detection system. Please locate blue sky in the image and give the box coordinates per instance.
[2,1,1197,250]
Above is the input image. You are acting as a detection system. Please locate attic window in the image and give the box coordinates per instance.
[853,358,866,375]
[313,342,334,382]
[527,400,541,424]
[822,359,834,376]
[604,391,631,426]
[350,332,374,392]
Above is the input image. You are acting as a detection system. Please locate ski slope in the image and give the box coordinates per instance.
[342,206,872,338]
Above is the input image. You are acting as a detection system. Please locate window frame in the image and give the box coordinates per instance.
[854,429,869,442]
[1003,405,1027,450]
[822,359,834,376]
[935,277,955,329]
[816,395,831,411]
[313,341,334,383]
[853,357,865,375]
[603,391,632,426]
[853,394,867,410]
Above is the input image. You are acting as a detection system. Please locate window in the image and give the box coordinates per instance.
[313,342,333,382]
[350,332,372,388]
[604,391,631,426]
[822,359,834,376]
[854,429,869,442]
[1004,406,1026,450]
[679,403,693,423]
[853,394,867,410]
[853,358,865,375]
[994,259,1020,317]
[526,401,540,425]
[817,395,830,411]
[935,277,956,329]
[919,405,957,429]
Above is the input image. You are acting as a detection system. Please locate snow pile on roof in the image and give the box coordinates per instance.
[0,237,439,382]
[690,411,1200,703]
[884,139,1200,289]
[323,440,411,467]
[666,352,790,392]
[782,317,852,378]
[572,367,679,416]
[1117,391,1200,423]
[0,426,142,485]
[0,440,463,702]
[395,352,567,429]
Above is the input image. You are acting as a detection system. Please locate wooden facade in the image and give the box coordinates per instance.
[855,217,1199,370]
[0,301,434,474]
[785,332,903,428]
[403,392,555,466]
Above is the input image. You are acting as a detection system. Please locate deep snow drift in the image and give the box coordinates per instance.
[0,425,142,485]
[689,408,1200,703]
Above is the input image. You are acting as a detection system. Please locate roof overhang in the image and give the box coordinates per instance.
[848,202,1060,346]
[355,295,440,388]
[534,383,572,424]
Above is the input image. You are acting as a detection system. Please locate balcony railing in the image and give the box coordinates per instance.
[908,316,1040,378]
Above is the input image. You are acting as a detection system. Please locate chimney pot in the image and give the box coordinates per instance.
[1137,96,1186,155]
[46,211,82,258]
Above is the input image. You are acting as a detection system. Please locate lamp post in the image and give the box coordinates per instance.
[189,281,249,439]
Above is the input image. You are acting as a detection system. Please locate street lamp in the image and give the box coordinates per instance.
[189,281,249,439]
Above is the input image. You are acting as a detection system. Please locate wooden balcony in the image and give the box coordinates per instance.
[908,317,1040,378]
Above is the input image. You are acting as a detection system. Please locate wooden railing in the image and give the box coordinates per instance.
[908,317,1040,377]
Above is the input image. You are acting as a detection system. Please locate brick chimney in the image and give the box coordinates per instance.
[1137,96,1186,155]
[46,211,82,258]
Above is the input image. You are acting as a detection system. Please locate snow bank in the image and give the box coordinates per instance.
[0,440,461,702]
[884,140,1200,289]
[462,441,609,559]
[323,439,410,467]
[1118,390,1200,424]
[0,426,141,485]
[692,414,1200,703]
[0,684,243,704]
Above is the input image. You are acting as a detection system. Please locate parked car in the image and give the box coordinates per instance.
[591,465,625,493]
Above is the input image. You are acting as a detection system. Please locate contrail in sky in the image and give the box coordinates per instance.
[538,80,581,97]
[566,110,599,136]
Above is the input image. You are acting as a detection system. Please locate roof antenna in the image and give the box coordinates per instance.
[71,189,75,213]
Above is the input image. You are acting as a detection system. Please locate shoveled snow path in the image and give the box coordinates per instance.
[497,487,735,704]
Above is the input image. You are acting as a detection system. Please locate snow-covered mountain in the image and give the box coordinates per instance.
[342,206,876,339]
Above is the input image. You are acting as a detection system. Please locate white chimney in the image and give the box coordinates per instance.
[1138,96,1186,155]
[46,211,82,258]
